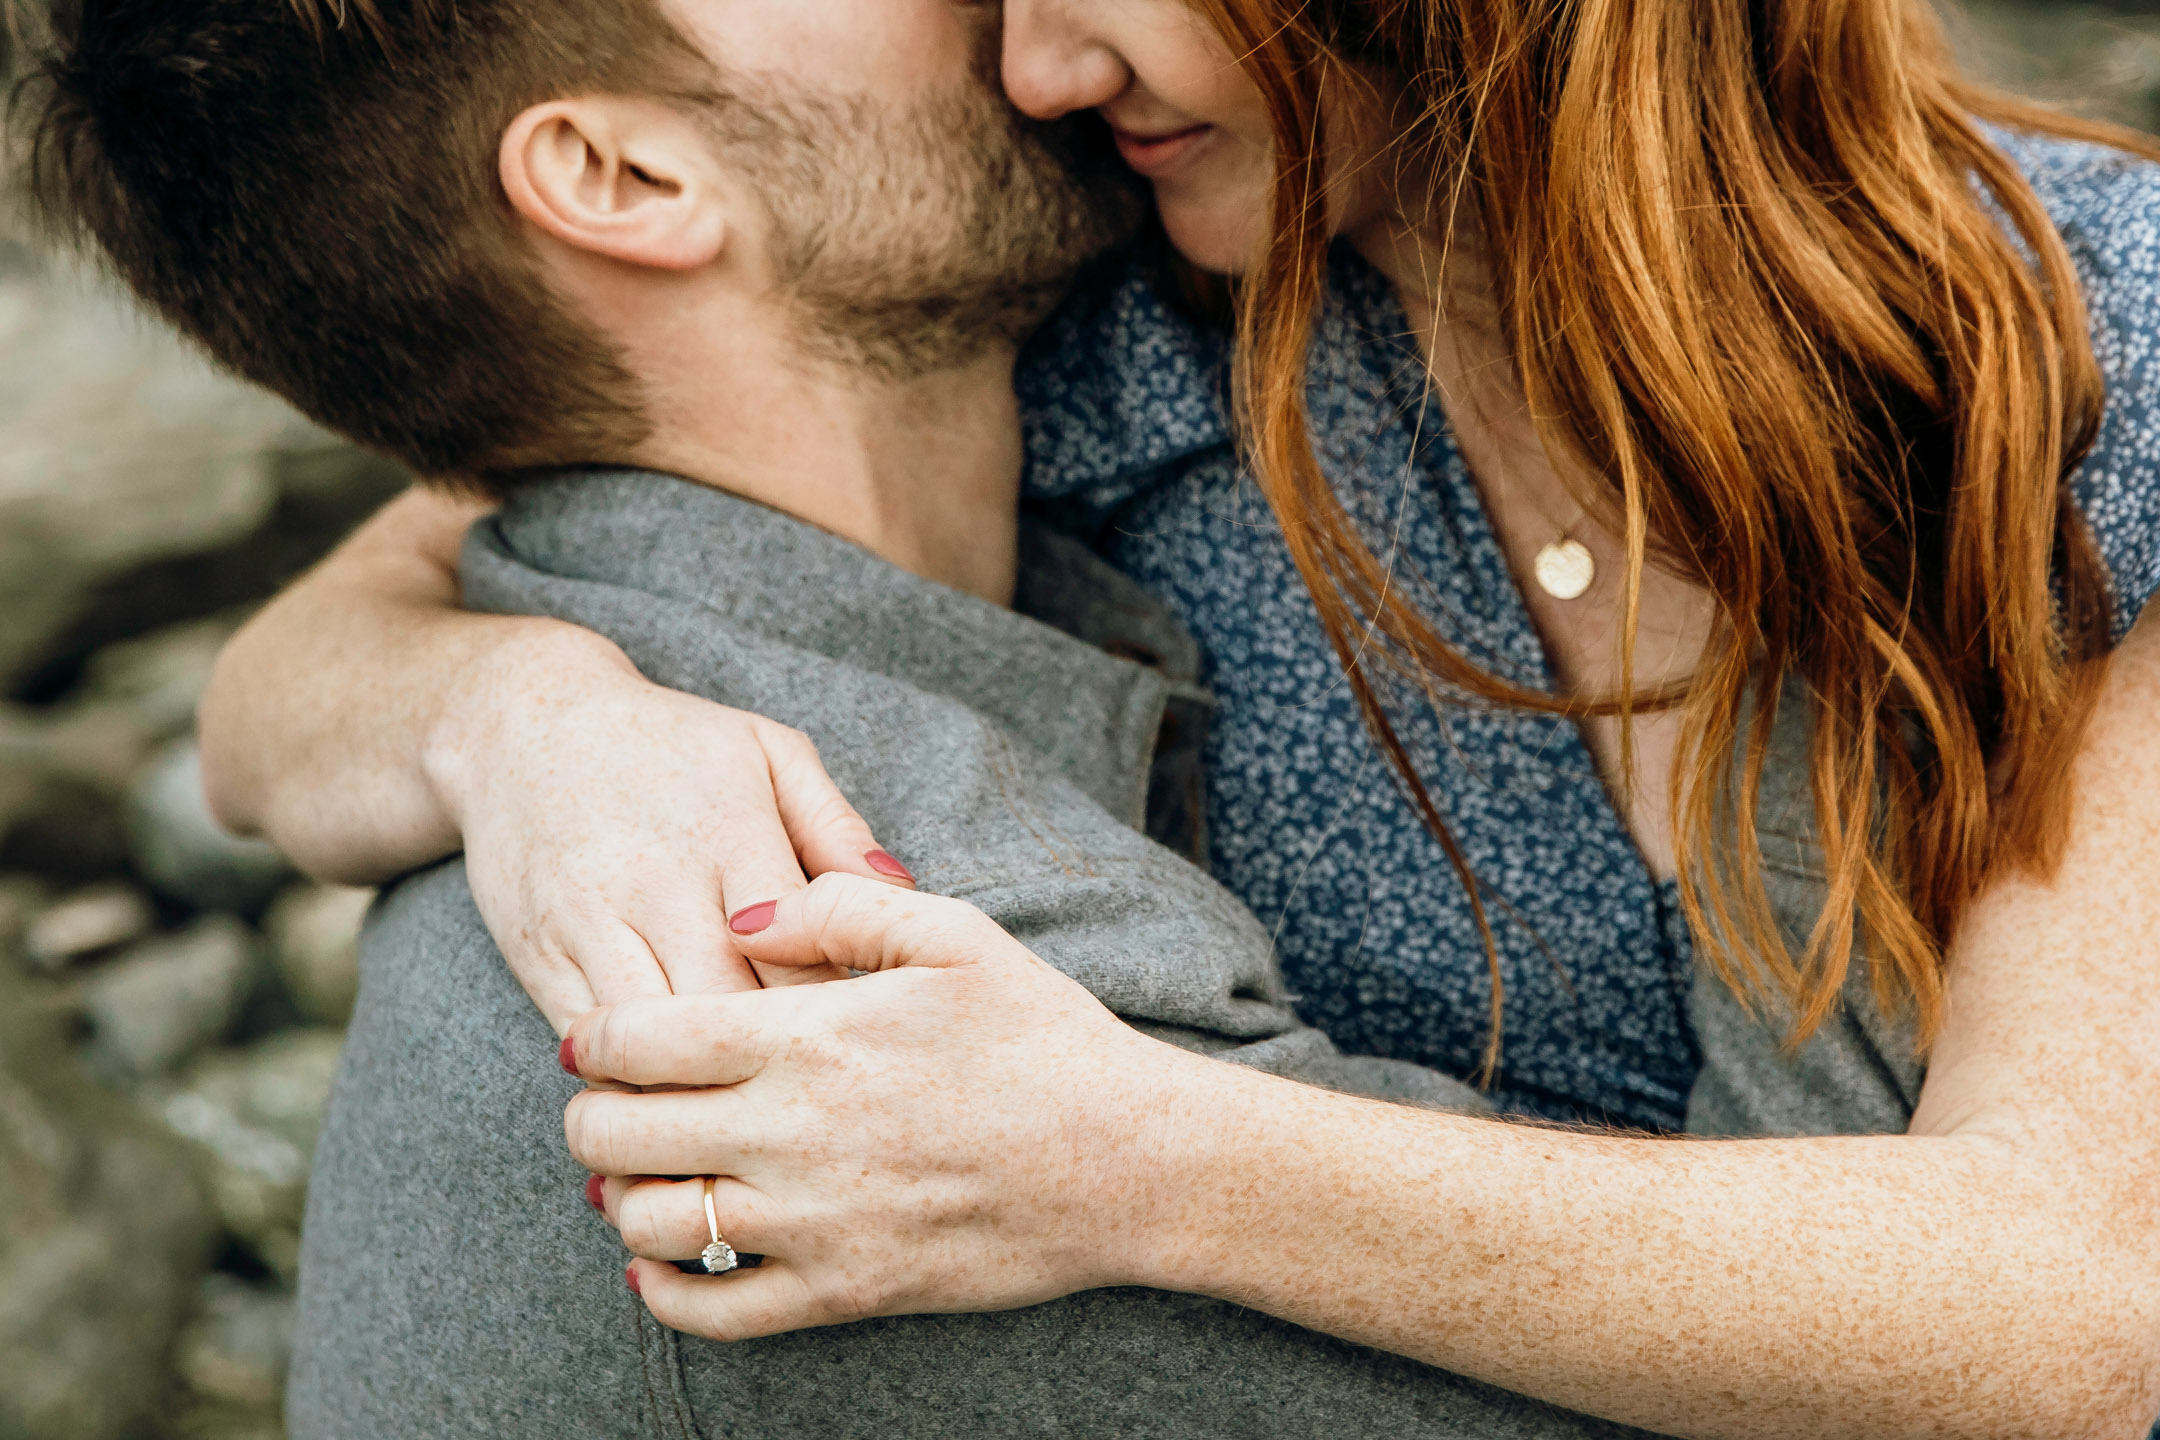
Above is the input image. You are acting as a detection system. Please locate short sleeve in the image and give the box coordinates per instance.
[1996,130,2160,640]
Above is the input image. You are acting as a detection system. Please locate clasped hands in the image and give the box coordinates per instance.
[558,873,1210,1342]
[443,686,1225,1340]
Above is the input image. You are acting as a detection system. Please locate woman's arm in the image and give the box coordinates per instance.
[566,614,2160,1440]
[202,485,571,879]
[1137,611,2160,1440]
[199,485,905,1029]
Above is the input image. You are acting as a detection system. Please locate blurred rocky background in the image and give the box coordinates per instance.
[0,3,2156,1439]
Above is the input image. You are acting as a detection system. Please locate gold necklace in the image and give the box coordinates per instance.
[1532,520,1596,601]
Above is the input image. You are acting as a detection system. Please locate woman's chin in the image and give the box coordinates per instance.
[1156,197,1265,279]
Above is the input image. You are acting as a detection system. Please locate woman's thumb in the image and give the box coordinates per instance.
[729,872,988,975]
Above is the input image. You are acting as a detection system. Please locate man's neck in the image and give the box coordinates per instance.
[632,323,1025,606]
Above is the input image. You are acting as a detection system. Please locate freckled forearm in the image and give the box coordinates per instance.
[199,485,635,883]
[1109,619,2160,1439]
[1123,1057,2151,1439]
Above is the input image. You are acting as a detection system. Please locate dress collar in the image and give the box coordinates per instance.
[1017,255,1232,526]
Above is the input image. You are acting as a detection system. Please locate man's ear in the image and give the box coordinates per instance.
[500,98,727,271]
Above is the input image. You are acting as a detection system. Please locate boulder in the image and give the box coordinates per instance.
[1948,0,2160,129]
[82,916,262,1078]
[0,619,257,885]
[69,615,242,739]
[0,262,311,693]
[163,1400,289,1440]
[0,874,48,967]
[264,881,373,1026]
[174,1272,295,1414]
[124,737,292,912]
[0,699,158,882]
[150,1028,345,1283]
[0,966,217,1440]
[21,879,153,974]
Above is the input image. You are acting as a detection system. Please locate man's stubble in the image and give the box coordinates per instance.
[712,43,1147,377]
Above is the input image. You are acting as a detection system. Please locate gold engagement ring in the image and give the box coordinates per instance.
[700,1177,740,1275]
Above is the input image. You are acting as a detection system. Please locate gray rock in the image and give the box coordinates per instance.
[0,261,311,693]
[0,966,217,1440]
[21,879,153,973]
[71,615,243,739]
[0,700,157,881]
[163,1399,289,1440]
[151,1028,344,1282]
[175,1273,295,1413]
[125,737,291,911]
[0,874,48,967]
[264,882,372,1026]
[0,696,159,795]
[82,916,261,1078]
[0,771,128,881]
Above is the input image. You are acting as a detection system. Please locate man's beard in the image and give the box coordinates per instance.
[710,50,1145,376]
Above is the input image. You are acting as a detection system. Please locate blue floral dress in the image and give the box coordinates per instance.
[1018,130,2160,1133]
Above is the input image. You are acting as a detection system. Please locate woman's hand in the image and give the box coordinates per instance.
[439,664,914,1029]
[203,487,916,1034]
[562,875,1214,1340]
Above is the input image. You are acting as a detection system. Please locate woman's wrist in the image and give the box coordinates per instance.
[420,617,644,831]
[1105,1051,1458,1319]
[1100,1044,1325,1299]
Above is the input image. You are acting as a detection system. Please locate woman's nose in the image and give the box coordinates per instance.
[1000,0,1130,120]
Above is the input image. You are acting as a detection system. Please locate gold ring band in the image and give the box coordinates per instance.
[699,1177,740,1275]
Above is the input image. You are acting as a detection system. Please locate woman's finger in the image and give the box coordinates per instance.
[629,1258,837,1344]
[604,1175,775,1263]
[506,914,669,1035]
[756,721,918,891]
[729,871,1018,975]
[509,956,599,1040]
[627,902,757,999]
[565,1080,769,1177]
[713,722,895,990]
[698,755,832,991]
[565,990,791,1089]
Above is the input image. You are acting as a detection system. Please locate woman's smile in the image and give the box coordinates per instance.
[1106,119,1216,178]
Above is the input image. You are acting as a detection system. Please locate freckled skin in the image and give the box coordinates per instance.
[574,616,2160,1439]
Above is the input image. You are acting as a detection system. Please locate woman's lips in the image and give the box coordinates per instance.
[1109,123,1213,179]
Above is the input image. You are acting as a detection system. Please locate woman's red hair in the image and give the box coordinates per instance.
[1184,0,2160,1071]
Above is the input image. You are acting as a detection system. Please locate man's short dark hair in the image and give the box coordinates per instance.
[18,0,702,485]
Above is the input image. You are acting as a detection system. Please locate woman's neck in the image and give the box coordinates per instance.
[1343,206,1719,882]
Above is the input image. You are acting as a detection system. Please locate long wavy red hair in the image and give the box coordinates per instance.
[1182,0,2160,1069]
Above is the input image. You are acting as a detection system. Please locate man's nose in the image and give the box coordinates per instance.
[1000,0,1129,120]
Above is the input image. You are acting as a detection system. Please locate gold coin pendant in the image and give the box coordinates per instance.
[1532,538,1596,601]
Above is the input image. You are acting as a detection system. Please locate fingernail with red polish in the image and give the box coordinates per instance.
[584,1175,605,1214]
[866,849,916,884]
[729,900,778,935]
[625,1262,643,1296]
[558,1036,578,1076]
